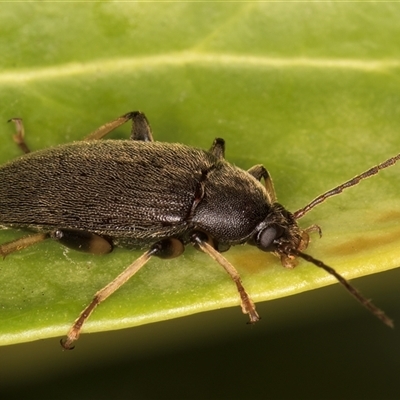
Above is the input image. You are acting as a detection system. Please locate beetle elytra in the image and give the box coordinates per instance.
[1,112,398,349]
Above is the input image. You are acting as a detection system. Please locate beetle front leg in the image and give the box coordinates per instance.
[191,231,260,324]
[84,111,154,142]
[247,164,277,204]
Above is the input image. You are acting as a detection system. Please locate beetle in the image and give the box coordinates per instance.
[1,111,398,349]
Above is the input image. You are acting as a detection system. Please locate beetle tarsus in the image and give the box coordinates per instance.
[60,337,75,351]
[8,117,31,154]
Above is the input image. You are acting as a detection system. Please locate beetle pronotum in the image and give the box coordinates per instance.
[0,112,398,349]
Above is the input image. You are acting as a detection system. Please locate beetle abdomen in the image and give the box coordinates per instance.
[0,140,216,245]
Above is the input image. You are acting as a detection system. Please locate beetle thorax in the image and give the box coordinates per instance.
[190,162,272,244]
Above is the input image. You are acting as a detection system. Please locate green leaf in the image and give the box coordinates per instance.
[1,2,399,346]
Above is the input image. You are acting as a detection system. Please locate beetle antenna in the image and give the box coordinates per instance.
[293,152,400,220]
[289,249,394,328]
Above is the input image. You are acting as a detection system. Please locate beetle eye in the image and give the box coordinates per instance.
[257,226,279,251]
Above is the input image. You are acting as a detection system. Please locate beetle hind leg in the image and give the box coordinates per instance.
[8,118,31,154]
[0,232,49,257]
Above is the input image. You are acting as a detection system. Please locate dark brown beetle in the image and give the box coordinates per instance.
[1,112,398,349]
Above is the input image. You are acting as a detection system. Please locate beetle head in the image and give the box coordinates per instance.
[250,203,309,268]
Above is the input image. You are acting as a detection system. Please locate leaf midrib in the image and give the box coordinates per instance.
[2,52,400,84]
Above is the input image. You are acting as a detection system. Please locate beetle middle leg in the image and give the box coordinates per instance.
[209,138,225,159]
[51,229,113,254]
[85,111,153,142]
[191,231,260,324]
[61,237,184,350]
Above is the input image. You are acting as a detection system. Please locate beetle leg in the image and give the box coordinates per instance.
[191,231,260,324]
[0,232,49,257]
[129,112,154,142]
[60,237,185,350]
[247,165,277,204]
[8,118,31,154]
[209,138,225,159]
[84,111,153,142]
[51,229,113,255]
[61,249,153,350]
[0,229,114,257]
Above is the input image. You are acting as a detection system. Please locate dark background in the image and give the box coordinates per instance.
[1,267,400,400]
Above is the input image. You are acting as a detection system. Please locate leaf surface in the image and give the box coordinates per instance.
[0,2,399,345]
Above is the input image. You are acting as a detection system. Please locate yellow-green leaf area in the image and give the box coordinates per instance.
[0,2,399,346]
